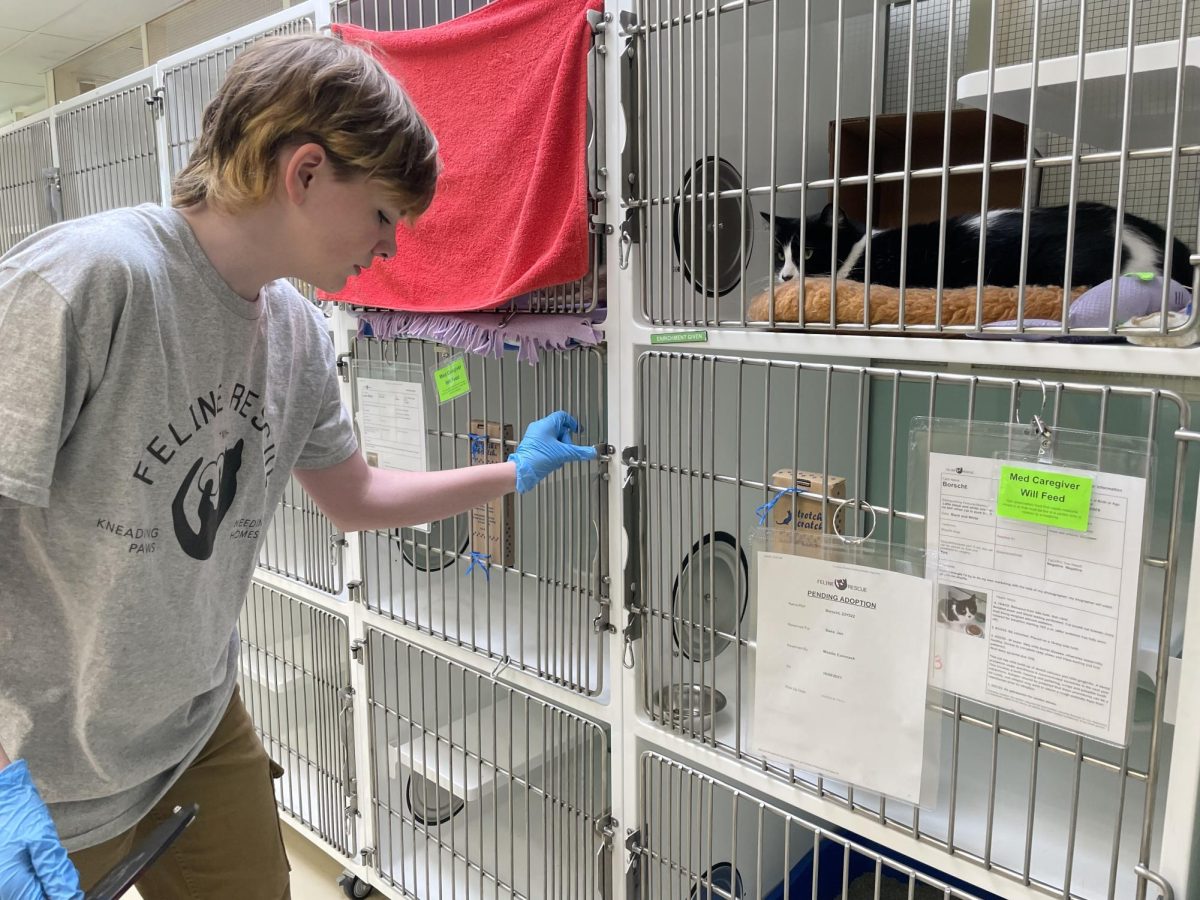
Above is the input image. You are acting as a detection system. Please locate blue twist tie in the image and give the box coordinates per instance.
[754,487,803,526]
[464,551,492,581]
[469,433,488,458]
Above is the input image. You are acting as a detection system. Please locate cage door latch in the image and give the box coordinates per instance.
[624,829,643,900]
[145,86,165,118]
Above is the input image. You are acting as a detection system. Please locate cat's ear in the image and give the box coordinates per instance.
[759,211,773,227]
[818,203,846,226]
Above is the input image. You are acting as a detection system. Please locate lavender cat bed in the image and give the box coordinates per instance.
[969,274,1193,341]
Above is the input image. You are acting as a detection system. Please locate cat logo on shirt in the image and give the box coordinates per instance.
[172,439,244,560]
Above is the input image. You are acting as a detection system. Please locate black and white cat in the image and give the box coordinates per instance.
[763,202,1194,289]
[942,593,978,623]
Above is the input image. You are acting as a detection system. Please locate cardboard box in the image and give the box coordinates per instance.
[830,109,1038,229]
[768,469,847,553]
[470,420,515,568]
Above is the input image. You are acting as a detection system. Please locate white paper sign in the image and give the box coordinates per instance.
[357,377,430,531]
[753,552,934,803]
[926,452,1147,745]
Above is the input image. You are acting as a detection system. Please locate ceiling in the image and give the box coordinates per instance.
[0,0,187,112]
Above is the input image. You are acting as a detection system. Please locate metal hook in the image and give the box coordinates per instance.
[618,223,634,271]
[490,655,511,679]
[830,497,878,546]
[1015,379,1048,427]
[622,628,637,669]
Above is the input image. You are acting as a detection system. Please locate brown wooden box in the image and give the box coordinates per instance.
[830,109,1036,229]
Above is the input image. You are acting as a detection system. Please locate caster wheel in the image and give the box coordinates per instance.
[337,873,374,898]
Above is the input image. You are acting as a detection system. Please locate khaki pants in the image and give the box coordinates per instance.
[69,687,291,899]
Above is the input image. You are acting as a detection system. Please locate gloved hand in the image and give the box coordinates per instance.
[508,411,598,493]
[0,761,83,900]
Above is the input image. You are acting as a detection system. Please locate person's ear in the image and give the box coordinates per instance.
[282,142,327,205]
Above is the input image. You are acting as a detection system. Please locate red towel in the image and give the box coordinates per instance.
[325,0,600,312]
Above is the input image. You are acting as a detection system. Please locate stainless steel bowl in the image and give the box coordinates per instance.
[655,683,727,734]
[407,774,464,827]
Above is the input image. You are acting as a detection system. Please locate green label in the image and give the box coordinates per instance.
[650,330,708,345]
[996,465,1093,532]
[433,357,470,403]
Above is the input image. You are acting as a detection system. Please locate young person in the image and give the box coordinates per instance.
[0,32,595,899]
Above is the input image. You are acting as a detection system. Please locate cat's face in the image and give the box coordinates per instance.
[761,205,863,282]
[762,212,808,282]
[945,596,977,621]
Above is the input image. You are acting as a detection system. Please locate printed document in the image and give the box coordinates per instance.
[754,552,934,803]
[926,453,1146,745]
[357,377,430,531]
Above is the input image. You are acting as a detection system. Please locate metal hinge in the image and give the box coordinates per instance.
[592,443,616,636]
[350,638,366,663]
[587,9,611,206]
[590,214,614,235]
[624,829,643,900]
[593,592,615,634]
[41,167,62,224]
[621,447,645,669]
[618,10,643,251]
[144,86,165,118]
[336,684,358,832]
[359,847,375,868]
[335,351,352,382]
[347,579,363,606]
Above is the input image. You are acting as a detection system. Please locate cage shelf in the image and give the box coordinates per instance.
[956,37,1200,152]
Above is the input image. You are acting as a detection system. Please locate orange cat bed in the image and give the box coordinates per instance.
[747,278,1088,328]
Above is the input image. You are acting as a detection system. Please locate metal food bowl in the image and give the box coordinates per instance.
[406,774,465,827]
[655,683,727,734]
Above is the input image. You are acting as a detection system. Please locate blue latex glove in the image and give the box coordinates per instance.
[0,761,83,900]
[508,411,598,493]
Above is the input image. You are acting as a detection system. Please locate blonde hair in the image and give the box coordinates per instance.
[172,33,439,217]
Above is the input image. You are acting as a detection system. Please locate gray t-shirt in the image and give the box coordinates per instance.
[0,204,357,850]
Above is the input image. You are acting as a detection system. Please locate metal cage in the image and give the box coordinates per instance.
[365,628,611,898]
[351,337,610,696]
[257,474,346,596]
[53,77,162,220]
[0,117,54,256]
[238,579,356,856]
[634,750,995,899]
[159,7,322,305]
[626,349,1194,899]
[328,0,607,315]
[625,0,1200,335]
[160,13,317,179]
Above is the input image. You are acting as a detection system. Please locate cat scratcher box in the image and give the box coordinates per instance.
[470,420,515,568]
[831,109,1037,229]
[768,469,846,553]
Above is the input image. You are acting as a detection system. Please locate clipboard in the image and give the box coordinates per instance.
[84,804,198,900]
